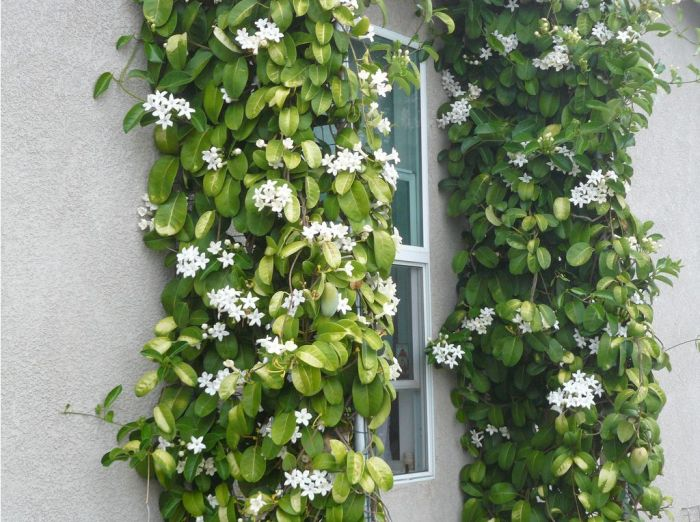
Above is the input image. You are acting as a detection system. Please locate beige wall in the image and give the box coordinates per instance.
[1,1,698,521]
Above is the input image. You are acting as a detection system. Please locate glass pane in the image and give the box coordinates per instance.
[376,388,428,475]
[351,37,423,246]
[375,264,428,476]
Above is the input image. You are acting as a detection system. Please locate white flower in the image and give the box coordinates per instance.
[616,26,639,44]
[282,137,294,150]
[512,312,532,334]
[295,408,313,426]
[256,335,297,355]
[570,169,617,208]
[290,426,302,443]
[176,246,209,278]
[369,70,392,97]
[282,289,306,315]
[547,371,604,413]
[336,296,352,315]
[187,436,206,454]
[470,429,484,448]
[302,221,355,253]
[220,87,233,103]
[462,307,496,335]
[519,173,533,183]
[248,493,266,515]
[235,18,283,55]
[431,334,464,369]
[505,0,519,10]
[341,261,354,277]
[321,146,365,177]
[592,22,614,44]
[202,147,225,171]
[207,494,219,509]
[142,90,195,129]
[533,38,570,72]
[479,47,492,60]
[367,274,400,318]
[376,117,391,135]
[437,98,472,129]
[252,180,293,215]
[207,240,223,255]
[218,251,235,268]
[441,70,465,98]
[202,321,229,342]
[492,31,519,54]
[389,357,402,380]
[256,139,266,148]
[157,436,172,450]
[485,424,499,436]
[499,426,511,440]
[508,151,528,167]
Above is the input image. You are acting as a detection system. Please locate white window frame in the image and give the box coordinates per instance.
[370,25,435,484]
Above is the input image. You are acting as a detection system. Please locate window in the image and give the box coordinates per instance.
[315,27,433,480]
[368,28,432,480]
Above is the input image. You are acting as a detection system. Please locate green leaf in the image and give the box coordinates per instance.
[489,482,518,505]
[598,462,618,493]
[366,457,393,491]
[279,106,299,136]
[154,192,188,236]
[93,72,112,99]
[245,88,268,119]
[228,0,257,27]
[240,446,266,482]
[182,490,205,516]
[372,230,396,273]
[346,450,365,484]
[143,0,173,27]
[566,242,594,267]
[511,500,531,522]
[433,11,455,33]
[338,181,369,222]
[301,140,322,168]
[123,103,147,133]
[148,156,179,204]
[194,211,216,239]
[223,58,249,99]
[271,412,297,445]
[292,363,322,396]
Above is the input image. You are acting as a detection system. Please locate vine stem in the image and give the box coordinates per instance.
[663,337,700,352]
[61,407,125,427]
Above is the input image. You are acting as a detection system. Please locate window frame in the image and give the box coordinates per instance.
[369,25,435,484]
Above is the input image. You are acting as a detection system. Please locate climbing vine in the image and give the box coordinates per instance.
[89,0,446,520]
[430,0,690,520]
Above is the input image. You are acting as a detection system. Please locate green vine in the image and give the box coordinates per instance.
[86,0,446,520]
[430,0,695,520]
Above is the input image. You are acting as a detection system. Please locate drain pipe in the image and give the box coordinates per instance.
[353,295,374,522]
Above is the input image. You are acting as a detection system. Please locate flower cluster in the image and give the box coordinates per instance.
[374,147,401,188]
[302,221,356,253]
[592,22,614,44]
[437,78,481,129]
[201,321,229,342]
[321,145,364,176]
[207,286,265,327]
[569,169,618,208]
[388,357,402,380]
[533,37,570,71]
[235,18,284,55]
[282,289,306,315]
[358,69,392,97]
[431,334,465,369]
[142,90,195,129]
[441,70,465,98]
[137,193,158,231]
[176,245,209,278]
[547,371,604,413]
[202,147,225,171]
[492,31,519,55]
[462,307,495,335]
[252,180,293,216]
[367,274,399,318]
[283,468,333,500]
[197,367,232,396]
[256,335,298,356]
[470,424,512,448]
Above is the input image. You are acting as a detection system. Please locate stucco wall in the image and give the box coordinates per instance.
[631,7,700,517]
[1,1,698,521]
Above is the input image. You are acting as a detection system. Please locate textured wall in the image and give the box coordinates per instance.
[1,1,698,521]
[631,7,700,517]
